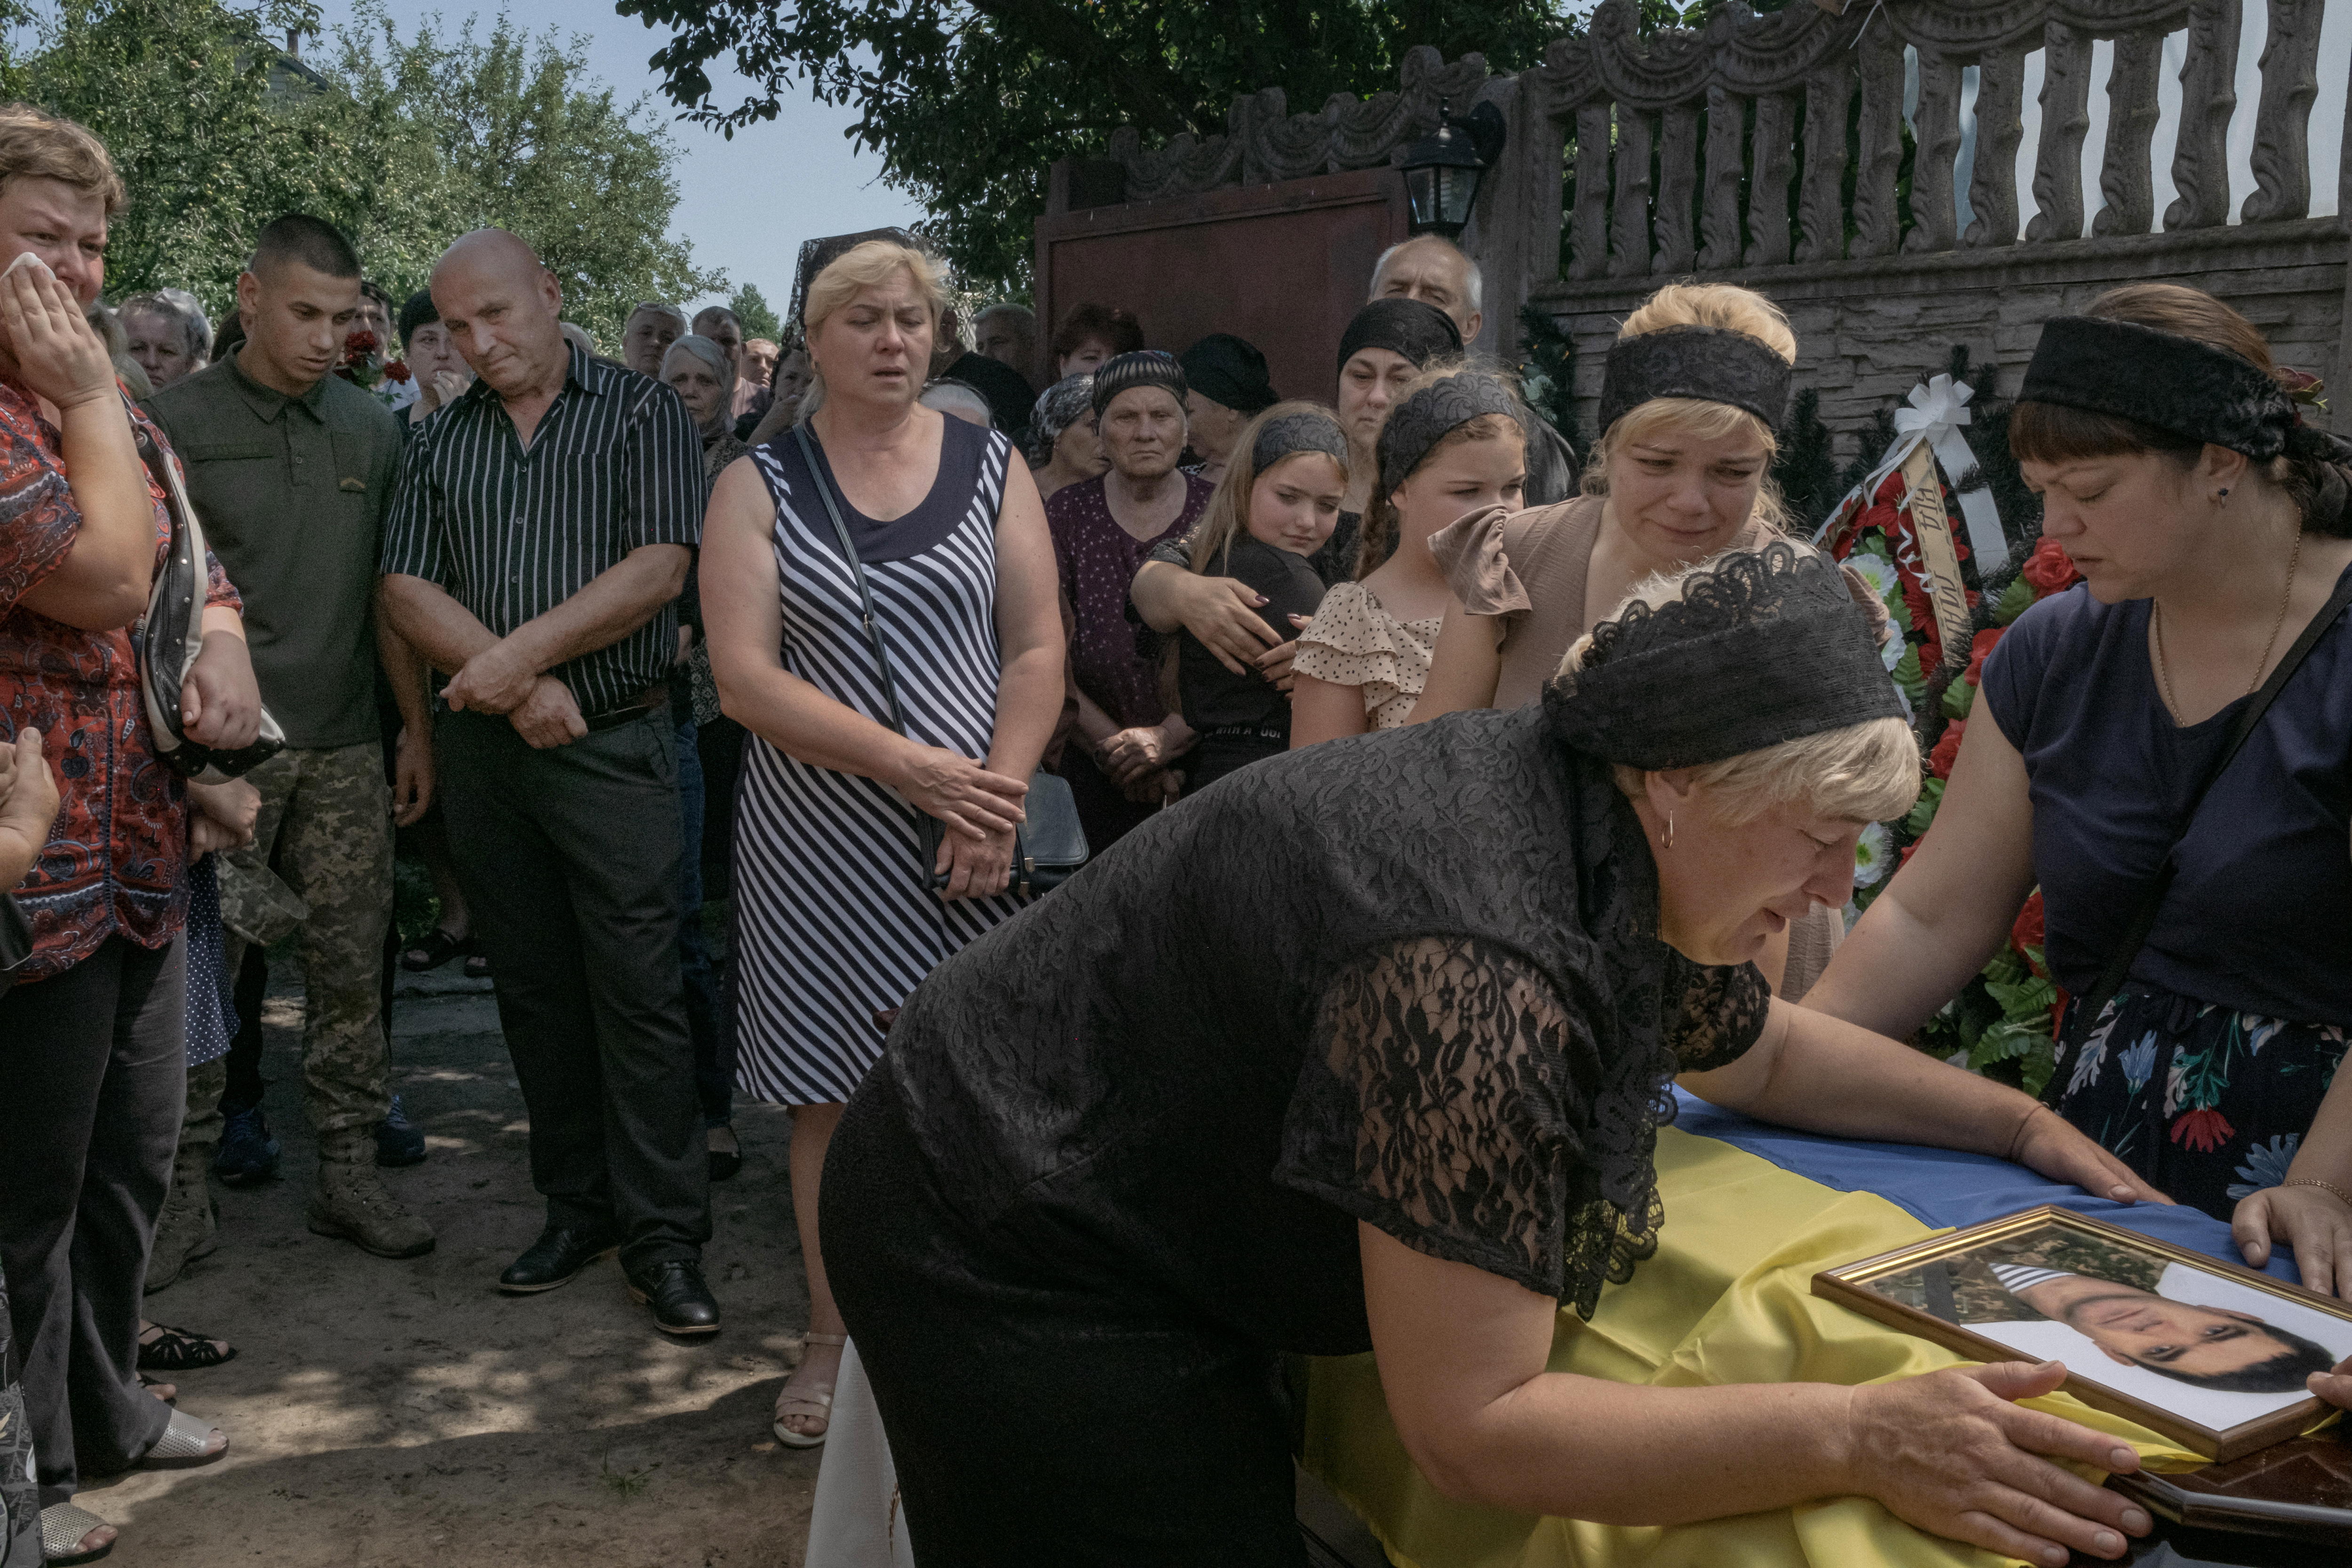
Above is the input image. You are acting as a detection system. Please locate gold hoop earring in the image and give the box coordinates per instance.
[1660,812,1675,851]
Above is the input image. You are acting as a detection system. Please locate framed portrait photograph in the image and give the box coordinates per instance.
[1812,1207,2352,1462]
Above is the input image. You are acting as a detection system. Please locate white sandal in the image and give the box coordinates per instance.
[138,1406,226,1468]
[40,1501,113,1563]
[772,1331,846,1449]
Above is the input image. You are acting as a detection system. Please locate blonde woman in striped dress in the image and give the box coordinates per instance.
[700,240,1064,1447]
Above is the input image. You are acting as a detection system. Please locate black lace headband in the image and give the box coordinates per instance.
[1251,410,1348,476]
[1377,373,1524,498]
[1595,325,1794,438]
[2023,315,2308,460]
[1543,542,1905,770]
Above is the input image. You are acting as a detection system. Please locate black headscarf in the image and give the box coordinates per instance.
[1179,334,1279,414]
[1335,299,1461,373]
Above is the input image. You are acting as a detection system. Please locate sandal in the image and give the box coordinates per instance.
[462,949,492,981]
[772,1331,845,1448]
[137,1319,235,1371]
[137,1406,226,1469]
[138,1372,176,1403]
[40,1502,114,1563]
[400,926,466,973]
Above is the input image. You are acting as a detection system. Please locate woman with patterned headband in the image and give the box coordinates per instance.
[1807,284,2352,1292]
[1410,283,1852,1000]
[818,539,2218,1566]
[1289,363,1528,744]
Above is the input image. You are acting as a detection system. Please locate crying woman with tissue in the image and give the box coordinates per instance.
[0,102,259,1565]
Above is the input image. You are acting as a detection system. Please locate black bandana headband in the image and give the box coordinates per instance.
[2022,316,2307,460]
[1251,410,1349,476]
[1377,373,1524,498]
[1091,350,1188,418]
[1337,298,1462,374]
[1544,542,1905,771]
[1595,325,1794,437]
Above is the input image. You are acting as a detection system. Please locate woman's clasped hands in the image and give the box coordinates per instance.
[891,743,1026,901]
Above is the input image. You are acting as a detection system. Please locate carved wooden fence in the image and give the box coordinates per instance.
[1069,0,2352,444]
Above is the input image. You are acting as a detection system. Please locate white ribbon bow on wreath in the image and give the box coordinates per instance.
[1859,374,2008,572]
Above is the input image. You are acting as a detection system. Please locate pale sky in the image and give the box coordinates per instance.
[311,0,928,323]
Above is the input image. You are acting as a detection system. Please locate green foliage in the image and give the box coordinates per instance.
[0,0,717,345]
[619,0,1586,290]
[728,280,780,341]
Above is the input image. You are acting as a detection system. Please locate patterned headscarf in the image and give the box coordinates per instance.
[1090,349,1188,418]
[1025,372,1097,467]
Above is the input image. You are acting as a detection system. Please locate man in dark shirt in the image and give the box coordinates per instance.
[380,228,717,1335]
[144,214,434,1269]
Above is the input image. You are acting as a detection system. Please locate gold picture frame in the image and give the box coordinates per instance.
[1812,1206,2352,1462]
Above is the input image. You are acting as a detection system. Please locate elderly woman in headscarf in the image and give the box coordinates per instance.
[1176,333,1279,485]
[658,333,748,1181]
[1127,298,1464,697]
[820,539,2206,1568]
[1023,371,1104,502]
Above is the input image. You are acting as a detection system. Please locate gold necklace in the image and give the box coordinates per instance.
[2153,529,2301,721]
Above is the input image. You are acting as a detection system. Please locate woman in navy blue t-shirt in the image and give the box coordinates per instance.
[1808,285,2352,1296]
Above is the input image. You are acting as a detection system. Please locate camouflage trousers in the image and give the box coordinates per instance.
[219,742,392,1155]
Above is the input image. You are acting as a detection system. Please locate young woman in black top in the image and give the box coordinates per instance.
[1170,403,1348,791]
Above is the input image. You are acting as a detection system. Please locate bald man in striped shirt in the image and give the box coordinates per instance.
[380,229,719,1336]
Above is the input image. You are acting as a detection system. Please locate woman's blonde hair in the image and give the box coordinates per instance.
[1581,283,1797,533]
[1359,360,1528,578]
[798,239,951,422]
[1183,401,1350,578]
[1565,552,1918,827]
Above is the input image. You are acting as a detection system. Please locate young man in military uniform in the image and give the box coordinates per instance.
[143,215,435,1273]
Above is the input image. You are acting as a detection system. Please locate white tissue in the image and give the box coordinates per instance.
[4,250,55,281]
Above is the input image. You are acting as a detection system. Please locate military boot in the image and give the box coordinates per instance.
[144,1136,219,1294]
[308,1136,435,1259]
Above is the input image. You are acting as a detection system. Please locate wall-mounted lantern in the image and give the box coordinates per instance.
[1399,100,1506,240]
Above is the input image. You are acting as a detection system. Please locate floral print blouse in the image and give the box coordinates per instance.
[0,376,239,981]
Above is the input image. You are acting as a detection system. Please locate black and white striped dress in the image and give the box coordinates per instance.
[734,416,1025,1105]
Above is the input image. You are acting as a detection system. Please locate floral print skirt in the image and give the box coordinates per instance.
[2047,981,2348,1221]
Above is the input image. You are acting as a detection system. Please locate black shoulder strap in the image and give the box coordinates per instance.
[2074,563,2352,1029]
[793,423,912,738]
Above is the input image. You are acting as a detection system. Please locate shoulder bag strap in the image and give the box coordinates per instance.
[793,423,913,737]
[2069,564,2352,1034]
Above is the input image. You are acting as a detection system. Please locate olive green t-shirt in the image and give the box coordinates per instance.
[143,350,404,750]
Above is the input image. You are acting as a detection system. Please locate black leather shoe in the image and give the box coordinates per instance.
[626,1259,721,1336]
[497,1224,618,1293]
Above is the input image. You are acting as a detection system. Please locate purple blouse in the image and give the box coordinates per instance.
[1047,472,1212,729]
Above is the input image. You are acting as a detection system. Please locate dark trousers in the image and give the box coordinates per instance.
[823,1075,1303,1567]
[435,707,709,1267]
[0,937,184,1507]
[674,715,734,1128]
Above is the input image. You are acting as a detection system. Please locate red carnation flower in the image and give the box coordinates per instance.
[2010,890,2044,969]
[2020,537,2081,594]
[1963,627,2002,686]
[2169,1107,2234,1154]
[1928,719,1965,780]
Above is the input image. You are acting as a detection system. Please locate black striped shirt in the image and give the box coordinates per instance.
[380,345,704,716]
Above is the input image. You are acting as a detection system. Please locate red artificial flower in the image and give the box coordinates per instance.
[1901,583,1939,665]
[1928,718,1965,780]
[383,359,412,384]
[2020,537,2081,594]
[2169,1107,2234,1154]
[1963,627,2002,686]
[2010,890,2045,969]
[1898,840,1924,871]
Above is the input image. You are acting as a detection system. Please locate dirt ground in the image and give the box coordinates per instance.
[83,957,822,1568]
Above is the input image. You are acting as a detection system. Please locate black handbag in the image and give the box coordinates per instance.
[133,403,285,784]
[792,424,1088,897]
[2044,563,2352,1098]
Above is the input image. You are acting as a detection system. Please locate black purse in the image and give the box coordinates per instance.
[792,424,1088,897]
[133,403,285,784]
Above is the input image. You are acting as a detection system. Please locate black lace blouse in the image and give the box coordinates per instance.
[877,704,1768,1353]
